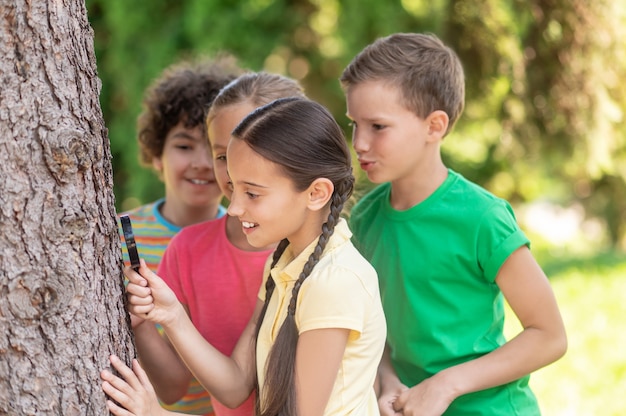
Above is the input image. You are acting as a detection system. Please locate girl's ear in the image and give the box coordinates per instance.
[307,178,334,211]
[426,110,449,140]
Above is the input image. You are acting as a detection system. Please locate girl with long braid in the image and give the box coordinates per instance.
[128,72,306,416]
[101,97,387,416]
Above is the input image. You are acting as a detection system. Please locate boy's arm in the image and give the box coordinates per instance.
[377,343,408,416]
[393,246,567,414]
[132,316,192,404]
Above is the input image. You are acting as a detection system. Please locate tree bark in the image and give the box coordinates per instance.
[0,1,135,414]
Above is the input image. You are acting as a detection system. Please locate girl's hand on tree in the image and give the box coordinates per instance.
[124,259,182,328]
[101,355,164,416]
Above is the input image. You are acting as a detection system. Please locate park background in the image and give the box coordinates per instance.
[85,1,626,415]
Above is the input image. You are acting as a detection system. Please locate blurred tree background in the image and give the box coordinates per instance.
[86,0,626,249]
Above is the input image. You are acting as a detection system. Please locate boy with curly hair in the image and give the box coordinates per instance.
[120,56,239,415]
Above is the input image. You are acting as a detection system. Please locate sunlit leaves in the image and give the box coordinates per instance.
[87,0,626,246]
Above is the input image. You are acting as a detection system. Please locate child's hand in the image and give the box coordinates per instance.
[100,355,163,416]
[378,382,408,416]
[124,259,181,328]
[392,376,453,416]
[129,313,145,329]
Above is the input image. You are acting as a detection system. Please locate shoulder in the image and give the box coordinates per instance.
[447,171,516,218]
[312,240,379,298]
[118,201,175,238]
[172,216,226,245]
[450,171,499,202]
[119,199,183,236]
[120,201,158,221]
[180,215,225,235]
[350,184,390,223]
[354,183,389,209]
[297,241,381,332]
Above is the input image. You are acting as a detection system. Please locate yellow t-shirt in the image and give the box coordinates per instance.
[257,219,386,415]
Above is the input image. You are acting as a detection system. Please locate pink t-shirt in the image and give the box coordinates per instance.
[158,215,273,416]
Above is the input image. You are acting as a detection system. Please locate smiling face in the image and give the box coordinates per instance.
[152,122,222,213]
[226,138,313,252]
[207,102,258,201]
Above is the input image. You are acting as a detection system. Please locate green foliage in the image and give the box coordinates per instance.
[86,2,626,409]
[86,0,626,246]
[507,0,626,244]
[87,0,306,210]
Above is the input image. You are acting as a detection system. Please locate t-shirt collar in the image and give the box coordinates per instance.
[271,218,351,283]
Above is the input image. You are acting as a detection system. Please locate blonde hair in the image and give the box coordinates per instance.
[206,72,305,129]
[341,33,465,135]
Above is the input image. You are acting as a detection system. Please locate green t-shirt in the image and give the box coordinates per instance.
[350,170,540,415]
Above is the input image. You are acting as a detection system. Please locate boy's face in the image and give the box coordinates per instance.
[208,102,257,200]
[152,122,222,210]
[345,80,434,185]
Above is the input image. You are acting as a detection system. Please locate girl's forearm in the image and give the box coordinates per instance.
[161,302,258,408]
[133,320,191,403]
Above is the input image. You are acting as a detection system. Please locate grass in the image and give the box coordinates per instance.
[505,249,626,416]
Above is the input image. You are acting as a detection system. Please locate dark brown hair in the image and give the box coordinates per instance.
[232,97,354,416]
[340,32,465,135]
[137,56,240,165]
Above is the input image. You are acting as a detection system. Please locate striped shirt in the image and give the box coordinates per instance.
[119,199,226,415]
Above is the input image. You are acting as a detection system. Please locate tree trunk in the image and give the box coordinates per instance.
[0,0,135,414]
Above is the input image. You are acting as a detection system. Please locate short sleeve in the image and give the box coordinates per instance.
[296,265,369,334]
[478,200,530,281]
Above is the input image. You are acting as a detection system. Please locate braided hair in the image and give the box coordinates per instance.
[231,97,354,416]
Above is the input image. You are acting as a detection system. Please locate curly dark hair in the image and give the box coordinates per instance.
[137,56,240,166]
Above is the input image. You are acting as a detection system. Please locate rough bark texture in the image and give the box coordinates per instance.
[0,1,135,414]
